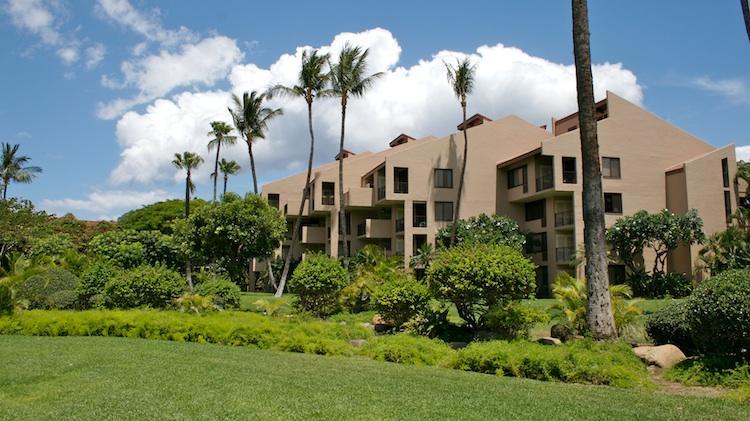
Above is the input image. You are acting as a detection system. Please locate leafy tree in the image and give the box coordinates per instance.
[207,121,237,202]
[444,58,476,246]
[27,234,76,261]
[699,226,750,275]
[87,229,181,270]
[118,199,208,234]
[572,0,616,339]
[426,243,536,331]
[0,199,51,272]
[289,253,348,317]
[181,193,286,286]
[330,44,384,259]
[435,213,525,250]
[269,49,332,297]
[229,91,283,194]
[1,142,42,200]
[372,272,431,327]
[218,159,240,196]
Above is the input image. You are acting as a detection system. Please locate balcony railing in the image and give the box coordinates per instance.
[357,222,366,237]
[535,173,554,192]
[556,246,575,264]
[395,218,405,233]
[394,180,408,194]
[377,185,386,201]
[555,210,574,227]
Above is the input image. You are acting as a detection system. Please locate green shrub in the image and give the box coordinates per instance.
[435,213,526,249]
[194,275,241,309]
[47,290,79,310]
[402,302,453,338]
[699,226,750,275]
[666,356,750,389]
[361,334,454,366]
[646,300,695,353]
[103,265,185,309]
[686,269,750,356]
[78,260,120,306]
[426,243,536,330]
[371,273,430,326]
[0,283,13,315]
[485,303,548,340]
[629,272,691,298]
[289,254,348,317]
[15,267,80,309]
[88,229,181,269]
[451,340,649,388]
[27,234,76,260]
[340,245,403,313]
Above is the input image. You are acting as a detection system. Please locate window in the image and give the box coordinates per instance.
[507,166,526,189]
[722,158,730,188]
[376,167,386,200]
[562,157,577,184]
[321,182,335,205]
[525,199,546,222]
[525,232,547,261]
[413,202,427,227]
[725,191,733,224]
[604,193,623,214]
[413,234,427,251]
[535,266,550,298]
[435,201,454,222]
[602,157,621,179]
[267,193,280,209]
[394,167,409,193]
[434,168,453,188]
[608,265,626,285]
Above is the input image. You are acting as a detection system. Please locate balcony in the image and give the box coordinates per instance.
[345,187,373,207]
[555,210,574,227]
[301,226,326,244]
[535,173,554,192]
[357,219,391,239]
[284,199,310,217]
[376,185,386,201]
[556,246,575,264]
[395,218,405,233]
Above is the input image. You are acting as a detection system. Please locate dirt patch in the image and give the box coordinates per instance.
[648,366,724,398]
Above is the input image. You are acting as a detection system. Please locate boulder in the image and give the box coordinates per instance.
[550,324,574,342]
[633,344,686,369]
[448,341,468,349]
[372,314,391,332]
[537,337,562,345]
[349,339,368,348]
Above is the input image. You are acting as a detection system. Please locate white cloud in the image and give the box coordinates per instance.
[5,0,61,45]
[108,28,643,188]
[690,76,749,104]
[85,43,106,69]
[41,189,174,219]
[95,0,195,46]
[56,45,78,64]
[736,145,750,162]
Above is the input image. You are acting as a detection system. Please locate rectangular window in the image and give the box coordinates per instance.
[267,193,280,209]
[394,167,409,194]
[413,234,427,251]
[413,202,427,227]
[602,157,621,179]
[507,166,526,189]
[722,158,730,188]
[562,157,577,184]
[604,193,623,214]
[376,166,386,200]
[535,266,550,298]
[434,168,453,188]
[321,182,335,205]
[435,201,454,222]
[608,264,627,285]
[725,190,733,224]
[525,199,546,222]
[525,232,548,261]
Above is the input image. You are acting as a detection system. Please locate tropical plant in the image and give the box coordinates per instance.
[194,275,241,309]
[409,242,435,280]
[174,293,218,314]
[218,158,240,196]
[172,151,204,291]
[435,213,525,250]
[269,49,332,297]
[341,245,403,312]
[289,253,349,317]
[229,91,283,194]
[329,43,384,259]
[87,229,181,270]
[572,0,616,339]
[0,142,42,200]
[699,226,750,275]
[207,121,237,202]
[444,58,476,246]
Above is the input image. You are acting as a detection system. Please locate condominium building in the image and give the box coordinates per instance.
[260,92,737,295]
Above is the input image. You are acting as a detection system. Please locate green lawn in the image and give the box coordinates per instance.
[0,336,747,420]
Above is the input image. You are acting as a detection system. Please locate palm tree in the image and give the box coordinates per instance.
[572,0,617,339]
[228,91,283,194]
[218,158,241,196]
[268,49,332,297]
[742,0,750,42]
[445,58,477,246]
[172,151,203,292]
[329,43,384,259]
[1,143,42,200]
[207,121,237,202]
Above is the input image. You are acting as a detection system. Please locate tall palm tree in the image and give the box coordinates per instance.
[742,0,750,42]
[228,91,283,194]
[207,121,237,202]
[1,143,42,200]
[268,49,332,297]
[172,151,203,292]
[572,0,617,339]
[445,58,477,246]
[218,158,241,196]
[329,43,384,259]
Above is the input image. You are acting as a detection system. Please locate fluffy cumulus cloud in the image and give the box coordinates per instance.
[41,189,174,220]
[736,145,750,162]
[109,27,643,188]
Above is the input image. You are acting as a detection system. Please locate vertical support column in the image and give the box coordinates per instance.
[403,200,413,270]
[330,210,339,258]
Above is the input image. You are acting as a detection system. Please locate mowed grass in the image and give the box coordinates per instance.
[1,336,748,420]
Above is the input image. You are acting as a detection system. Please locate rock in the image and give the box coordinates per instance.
[372,314,386,325]
[349,339,368,348]
[550,324,574,342]
[448,341,468,349]
[633,344,686,369]
[537,337,562,345]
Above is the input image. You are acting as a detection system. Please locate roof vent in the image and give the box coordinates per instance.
[457,113,492,131]
[389,133,415,148]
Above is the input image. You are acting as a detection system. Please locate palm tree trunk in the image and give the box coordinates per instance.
[572,0,617,340]
[338,97,349,260]
[743,0,750,42]
[185,173,191,219]
[277,99,316,297]
[184,171,194,292]
[248,140,258,194]
[213,143,221,202]
[449,102,469,246]
[2,182,6,200]
[223,174,228,196]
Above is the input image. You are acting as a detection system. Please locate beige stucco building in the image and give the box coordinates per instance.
[261,92,737,295]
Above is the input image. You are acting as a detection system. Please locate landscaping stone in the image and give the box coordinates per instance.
[537,337,562,345]
[633,344,686,369]
[550,324,573,342]
[448,341,468,349]
[372,314,391,332]
[349,339,368,348]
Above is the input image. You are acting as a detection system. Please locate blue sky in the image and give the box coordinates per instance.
[1,0,748,220]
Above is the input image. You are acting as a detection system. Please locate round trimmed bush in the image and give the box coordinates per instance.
[372,273,431,327]
[686,269,750,355]
[646,300,695,353]
[47,290,79,310]
[103,265,185,309]
[195,275,241,309]
[16,267,80,309]
[289,254,348,316]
